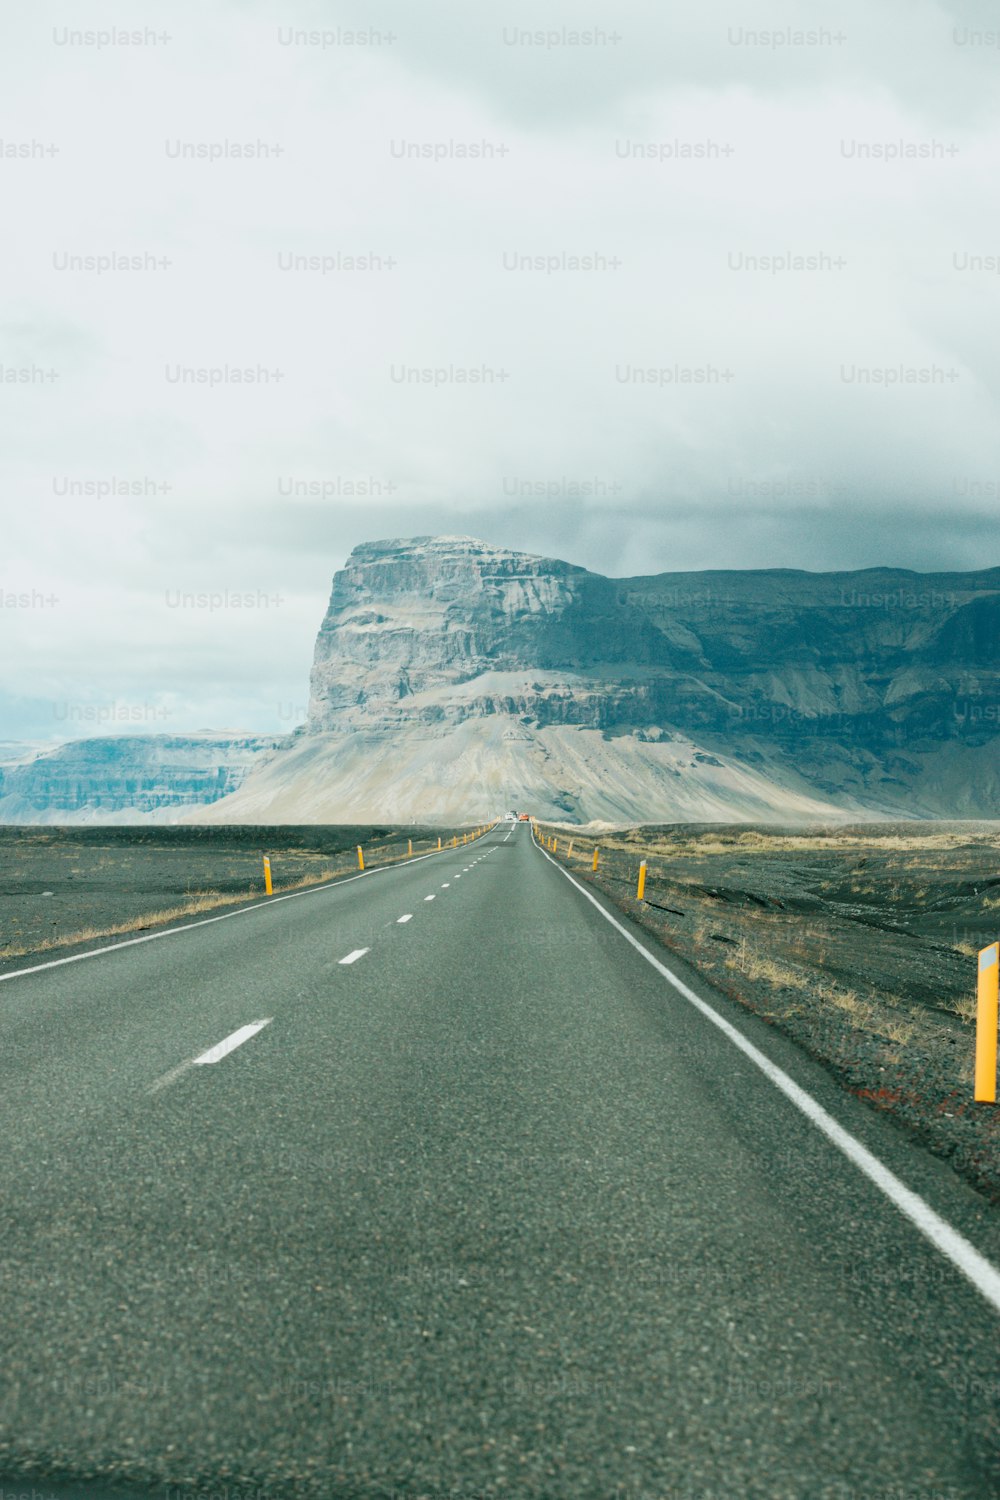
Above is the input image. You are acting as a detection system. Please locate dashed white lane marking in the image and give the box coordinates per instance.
[424,894,436,901]
[151,1018,273,1091]
[194,1019,273,1066]
[441,883,450,888]
[339,948,370,965]
[397,914,413,924]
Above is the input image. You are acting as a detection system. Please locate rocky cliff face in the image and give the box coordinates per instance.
[306,535,651,732]
[204,536,1000,824]
[307,538,1000,747]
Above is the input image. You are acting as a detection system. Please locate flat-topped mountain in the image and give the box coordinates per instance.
[307,535,653,732]
[2,537,996,824]
[200,536,1000,824]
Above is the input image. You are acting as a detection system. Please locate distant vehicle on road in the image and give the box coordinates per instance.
[518,813,530,822]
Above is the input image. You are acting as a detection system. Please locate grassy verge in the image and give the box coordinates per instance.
[0,865,349,958]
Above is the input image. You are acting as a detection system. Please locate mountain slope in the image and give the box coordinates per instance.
[196,537,1000,825]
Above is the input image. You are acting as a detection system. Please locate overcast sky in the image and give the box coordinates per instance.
[3,0,999,741]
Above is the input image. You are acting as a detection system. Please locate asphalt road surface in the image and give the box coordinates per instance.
[2,820,1000,1499]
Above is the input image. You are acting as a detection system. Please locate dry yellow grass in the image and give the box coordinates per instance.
[719,940,921,1038]
[544,826,1000,860]
[0,864,349,960]
[819,986,871,1024]
[725,941,811,992]
[948,994,979,1024]
[877,1017,917,1045]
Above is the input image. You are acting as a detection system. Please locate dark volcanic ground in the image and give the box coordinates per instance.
[0,824,463,967]
[536,821,1000,1203]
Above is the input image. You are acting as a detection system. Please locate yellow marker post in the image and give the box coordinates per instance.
[568,840,573,857]
[438,836,442,850]
[453,836,458,848]
[408,839,413,857]
[592,847,599,872]
[262,855,272,896]
[553,838,558,853]
[357,845,365,871]
[637,861,647,901]
[975,942,1000,1103]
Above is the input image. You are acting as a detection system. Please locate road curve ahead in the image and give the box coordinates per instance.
[2,820,1000,1498]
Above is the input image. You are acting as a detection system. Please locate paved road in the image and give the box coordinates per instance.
[2,820,1000,1498]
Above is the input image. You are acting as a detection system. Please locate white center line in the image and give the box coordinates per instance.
[339,948,370,965]
[424,894,436,901]
[194,1019,273,1066]
[151,1017,274,1092]
[397,914,413,924]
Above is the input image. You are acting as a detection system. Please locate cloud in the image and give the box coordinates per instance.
[0,0,996,737]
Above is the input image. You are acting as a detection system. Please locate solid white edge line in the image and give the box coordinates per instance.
[0,825,499,986]
[532,827,1000,1318]
[338,948,370,965]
